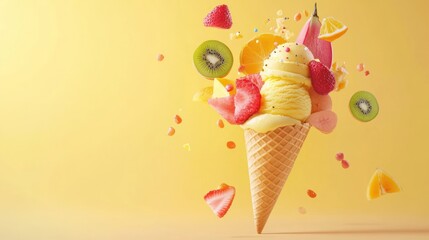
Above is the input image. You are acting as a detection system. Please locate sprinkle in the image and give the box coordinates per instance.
[226,141,236,149]
[225,84,234,92]
[274,42,278,46]
[276,10,283,16]
[304,10,309,17]
[230,31,243,40]
[174,115,182,124]
[294,12,302,22]
[341,160,350,169]
[365,70,370,76]
[183,143,191,151]
[307,189,317,198]
[298,207,307,214]
[285,47,290,52]
[255,39,260,44]
[167,127,175,136]
[357,63,365,72]
[217,119,225,128]
[335,152,344,161]
[157,54,164,61]
[254,27,258,32]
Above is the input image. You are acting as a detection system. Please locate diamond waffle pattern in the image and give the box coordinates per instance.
[244,123,310,233]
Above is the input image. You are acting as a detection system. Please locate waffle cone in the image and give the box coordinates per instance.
[244,123,310,234]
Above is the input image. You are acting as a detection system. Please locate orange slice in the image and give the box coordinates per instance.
[367,168,401,200]
[239,34,286,75]
[318,17,348,42]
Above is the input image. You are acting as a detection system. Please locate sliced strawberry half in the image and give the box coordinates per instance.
[204,183,235,218]
[236,73,263,90]
[234,79,261,124]
[203,5,233,29]
[308,60,335,95]
[208,96,236,124]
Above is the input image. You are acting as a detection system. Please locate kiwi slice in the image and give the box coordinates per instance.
[349,91,379,122]
[193,40,233,79]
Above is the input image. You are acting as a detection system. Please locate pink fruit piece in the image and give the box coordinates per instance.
[203,4,233,29]
[309,60,335,95]
[208,96,236,124]
[236,73,263,90]
[296,3,332,68]
[204,184,235,218]
[309,87,332,113]
[234,79,261,124]
[307,110,337,134]
[336,152,344,161]
[341,159,350,169]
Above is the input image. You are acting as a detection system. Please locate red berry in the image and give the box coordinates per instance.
[341,160,350,169]
[203,5,233,29]
[307,189,317,198]
[234,79,261,124]
[308,60,335,95]
[336,152,344,161]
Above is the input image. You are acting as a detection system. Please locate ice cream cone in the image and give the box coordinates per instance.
[244,123,310,234]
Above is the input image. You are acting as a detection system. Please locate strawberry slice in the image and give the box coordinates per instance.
[208,96,236,124]
[234,79,261,124]
[236,73,263,90]
[308,60,335,95]
[203,4,233,29]
[204,183,235,218]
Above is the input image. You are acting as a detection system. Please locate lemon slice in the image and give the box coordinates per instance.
[318,17,348,42]
[367,168,401,200]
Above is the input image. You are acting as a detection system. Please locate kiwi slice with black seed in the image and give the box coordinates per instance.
[193,40,233,79]
[349,91,379,122]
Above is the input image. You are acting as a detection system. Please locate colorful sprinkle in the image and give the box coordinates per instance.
[255,39,260,44]
[341,160,350,169]
[357,63,365,72]
[174,115,182,124]
[273,42,278,46]
[225,84,234,92]
[335,152,344,161]
[167,127,175,136]
[254,28,258,32]
[285,47,290,52]
[217,119,225,128]
[298,207,307,214]
[294,12,302,22]
[157,54,164,61]
[365,70,370,76]
[226,141,236,149]
[183,143,191,151]
[307,189,317,198]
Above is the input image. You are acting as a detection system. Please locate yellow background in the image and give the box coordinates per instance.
[0,0,428,239]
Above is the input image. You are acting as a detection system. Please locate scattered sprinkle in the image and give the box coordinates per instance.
[183,143,191,151]
[230,31,243,40]
[255,39,260,44]
[276,10,283,16]
[167,127,175,136]
[217,119,225,128]
[341,160,350,169]
[157,54,164,61]
[285,47,290,52]
[298,207,307,214]
[226,141,236,149]
[357,63,365,72]
[254,27,258,32]
[307,189,317,198]
[273,42,278,46]
[336,152,344,161]
[304,10,309,17]
[174,115,182,124]
[365,70,370,76]
[294,12,302,22]
[225,84,234,92]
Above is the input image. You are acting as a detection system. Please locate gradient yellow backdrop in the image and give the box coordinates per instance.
[0,0,428,239]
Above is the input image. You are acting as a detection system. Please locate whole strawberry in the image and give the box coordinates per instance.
[308,60,335,95]
[203,5,233,29]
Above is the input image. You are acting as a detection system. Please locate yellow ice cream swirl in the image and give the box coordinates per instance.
[259,43,314,122]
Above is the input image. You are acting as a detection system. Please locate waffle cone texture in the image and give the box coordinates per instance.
[244,123,310,234]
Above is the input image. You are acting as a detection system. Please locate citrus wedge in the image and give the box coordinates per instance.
[192,86,213,102]
[239,34,286,75]
[367,168,401,200]
[318,17,348,42]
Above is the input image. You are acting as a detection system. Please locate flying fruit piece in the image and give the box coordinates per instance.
[192,86,213,103]
[296,3,332,68]
[212,78,236,98]
[367,168,401,200]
